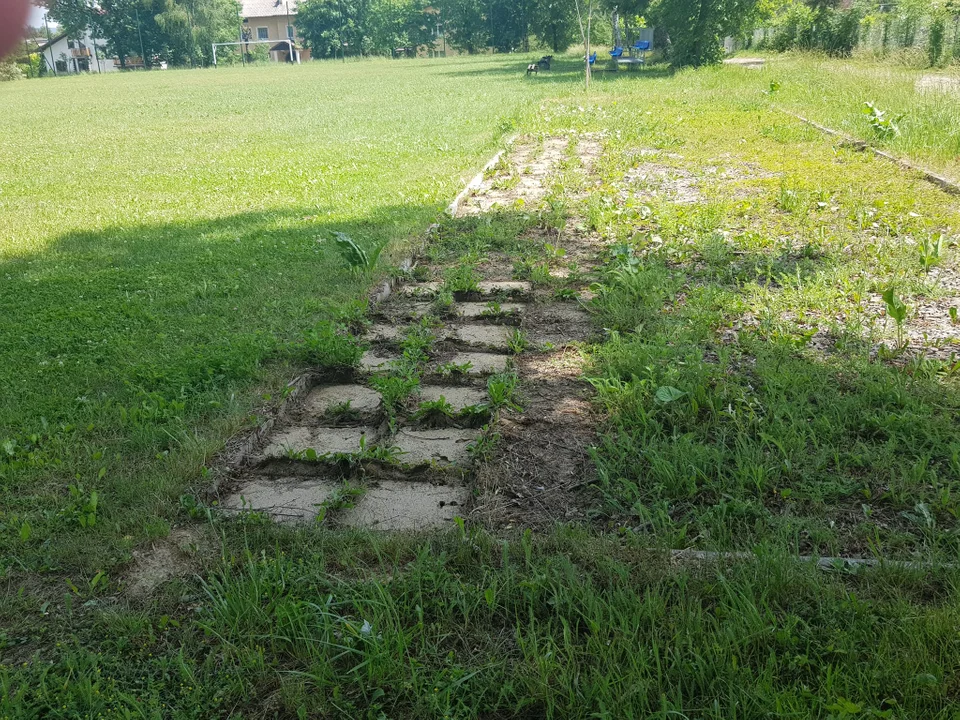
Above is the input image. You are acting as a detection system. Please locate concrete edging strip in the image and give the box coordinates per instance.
[666,548,953,571]
[445,135,518,217]
[779,108,960,196]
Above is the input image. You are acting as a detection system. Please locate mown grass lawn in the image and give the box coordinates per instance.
[4,53,960,719]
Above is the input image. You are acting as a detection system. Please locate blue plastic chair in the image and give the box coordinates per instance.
[587,52,597,65]
[610,46,624,58]
[633,40,650,51]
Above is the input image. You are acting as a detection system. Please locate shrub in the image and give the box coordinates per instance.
[0,61,24,82]
[771,1,817,51]
[246,43,270,63]
[820,6,862,57]
[770,2,861,57]
[928,14,946,66]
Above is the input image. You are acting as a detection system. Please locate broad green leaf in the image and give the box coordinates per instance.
[655,386,686,404]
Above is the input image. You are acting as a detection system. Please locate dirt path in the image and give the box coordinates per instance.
[212,136,606,531]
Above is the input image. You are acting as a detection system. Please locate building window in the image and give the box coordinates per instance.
[257,27,269,40]
[287,25,294,39]
[68,40,75,49]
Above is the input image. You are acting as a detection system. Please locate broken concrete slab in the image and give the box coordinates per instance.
[437,352,510,376]
[359,350,396,372]
[400,282,442,297]
[723,57,765,68]
[457,302,525,318]
[451,324,513,349]
[303,384,382,416]
[366,323,405,342]
[393,428,480,466]
[340,481,468,530]
[477,281,532,296]
[419,385,488,411]
[220,476,338,523]
[261,426,377,459]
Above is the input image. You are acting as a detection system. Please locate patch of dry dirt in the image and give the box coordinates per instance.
[126,527,208,597]
[473,378,597,529]
[916,74,960,94]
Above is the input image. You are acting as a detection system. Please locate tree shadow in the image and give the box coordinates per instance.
[435,56,674,85]
[1,200,459,571]
[2,204,444,429]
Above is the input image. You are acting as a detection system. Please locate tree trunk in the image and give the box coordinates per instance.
[585,4,591,90]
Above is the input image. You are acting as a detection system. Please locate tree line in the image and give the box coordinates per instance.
[36,0,760,69]
[294,0,760,66]
[34,0,960,72]
[39,0,244,67]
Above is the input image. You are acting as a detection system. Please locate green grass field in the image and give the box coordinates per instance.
[3,53,960,718]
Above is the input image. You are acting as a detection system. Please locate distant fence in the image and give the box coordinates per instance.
[740,11,960,64]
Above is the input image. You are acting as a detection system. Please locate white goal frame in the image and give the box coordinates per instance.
[211,39,301,65]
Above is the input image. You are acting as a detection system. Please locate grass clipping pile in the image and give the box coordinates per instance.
[213,135,607,531]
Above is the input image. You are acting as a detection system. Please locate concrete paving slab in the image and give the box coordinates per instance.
[366,324,405,342]
[340,481,468,530]
[457,302,525,318]
[419,385,488,411]
[262,426,377,459]
[439,352,509,376]
[394,428,480,466]
[451,324,513,349]
[221,477,338,523]
[303,384,382,416]
[477,281,532,295]
[400,282,442,297]
[360,350,396,372]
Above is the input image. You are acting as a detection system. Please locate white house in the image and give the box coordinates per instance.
[240,0,309,62]
[36,30,119,74]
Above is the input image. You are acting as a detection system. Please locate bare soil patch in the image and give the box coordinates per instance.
[126,527,208,597]
[916,74,960,94]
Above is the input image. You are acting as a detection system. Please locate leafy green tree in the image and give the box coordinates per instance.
[488,0,534,51]
[532,0,579,51]
[437,0,489,52]
[37,0,96,36]
[650,0,761,66]
[296,0,369,57]
[89,0,153,66]
[367,0,435,53]
[43,0,240,66]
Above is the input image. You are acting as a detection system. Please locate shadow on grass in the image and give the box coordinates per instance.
[0,201,440,572]
[435,56,674,85]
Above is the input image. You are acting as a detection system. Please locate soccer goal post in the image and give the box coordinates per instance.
[211,39,301,65]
